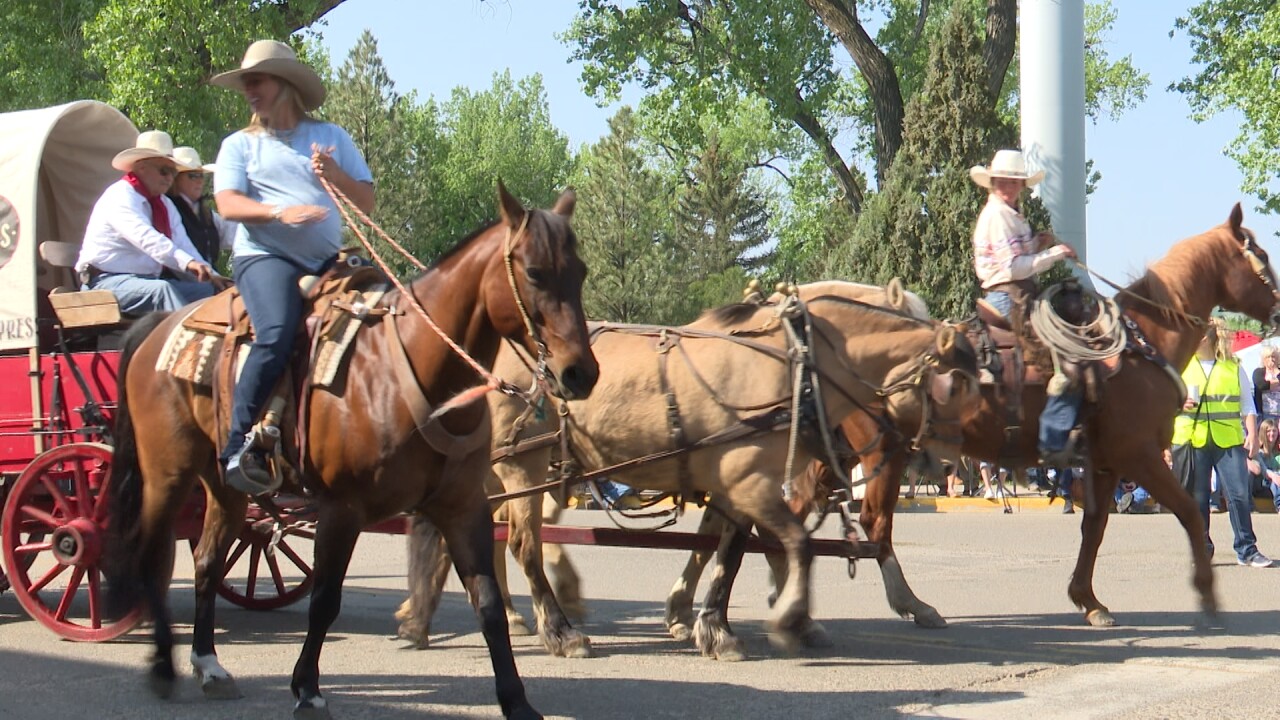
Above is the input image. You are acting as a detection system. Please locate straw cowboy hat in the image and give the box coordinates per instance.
[211,39,326,111]
[112,130,182,172]
[969,149,1045,189]
[172,146,216,174]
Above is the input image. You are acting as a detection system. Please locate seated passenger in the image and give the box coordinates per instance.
[75,131,228,313]
[168,146,238,267]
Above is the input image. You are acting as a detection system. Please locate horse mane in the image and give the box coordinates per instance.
[694,280,933,330]
[1125,225,1237,321]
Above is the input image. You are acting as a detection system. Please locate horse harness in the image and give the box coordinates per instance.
[487,294,959,532]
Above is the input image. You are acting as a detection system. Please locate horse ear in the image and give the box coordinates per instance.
[935,324,956,356]
[1229,202,1245,239]
[552,187,577,218]
[886,277,905,311]
[496,179,526,228]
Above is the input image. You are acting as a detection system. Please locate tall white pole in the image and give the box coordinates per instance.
[1020,0,1087,269]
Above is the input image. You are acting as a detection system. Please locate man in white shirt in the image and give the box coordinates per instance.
[76,130,227,314]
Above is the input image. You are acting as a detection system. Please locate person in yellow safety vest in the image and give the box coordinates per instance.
[1170,320,1277,568]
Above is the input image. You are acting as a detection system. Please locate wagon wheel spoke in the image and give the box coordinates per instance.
[91,468,114,524]
[54,566,86,622]
[18,504,61,532]
[35,477,74,523]
[264,550,287,596]
[87,568,103,629]
[29,561,69,595]
[13,538,54,558]
[243,543,262,599]
[225,537,250,569]
[273,537,313,577]
[72,459,93,519]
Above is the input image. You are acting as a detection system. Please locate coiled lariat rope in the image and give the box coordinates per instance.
[1029,284,1127,364]
[319,177,533,414]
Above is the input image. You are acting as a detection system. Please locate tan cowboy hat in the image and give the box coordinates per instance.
[969,149,1045,189]
[112,130,182,172]
[211,39,326,111]
[172,146,216,174]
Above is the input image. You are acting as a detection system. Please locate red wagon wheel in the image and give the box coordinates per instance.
[204,519,315,610]
[0,443,144,641]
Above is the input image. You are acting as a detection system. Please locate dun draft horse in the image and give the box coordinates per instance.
[398,281,979,660]
[678,204,1280,631]
[103,185,599,720]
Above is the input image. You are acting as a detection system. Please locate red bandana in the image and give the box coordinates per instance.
[123,172,172,239]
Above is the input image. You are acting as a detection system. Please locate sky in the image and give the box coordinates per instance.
[316,0,1279,291]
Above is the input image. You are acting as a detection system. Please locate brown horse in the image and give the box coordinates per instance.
[682,204,1280,631]
[103,184,599,720]
[397,281,979,660]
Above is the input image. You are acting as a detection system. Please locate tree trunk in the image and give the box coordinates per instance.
[788,92,863,215]
[803,0,904,186]
[982,0,1017,100]
[280,0,352,34]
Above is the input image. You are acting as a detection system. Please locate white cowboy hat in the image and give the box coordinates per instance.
[211,39,326,111]
[969,149,1045,189]
[112,130,181,172]
[172,146,216,174]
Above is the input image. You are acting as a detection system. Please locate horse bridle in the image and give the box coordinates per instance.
[500,211,557,396]
[1240,238,1280,329]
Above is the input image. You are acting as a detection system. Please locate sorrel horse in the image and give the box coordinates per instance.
[679,204,1280,631]
[397,281,979,660]
[103,185,598,720]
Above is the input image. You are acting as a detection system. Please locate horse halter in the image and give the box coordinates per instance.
[876,341,969,454]
[501,211,556,395]
[1240,239,1280,329]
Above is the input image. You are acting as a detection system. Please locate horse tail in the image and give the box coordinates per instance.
[103,311,172,615]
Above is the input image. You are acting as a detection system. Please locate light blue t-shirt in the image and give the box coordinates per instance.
[214,119,373,273]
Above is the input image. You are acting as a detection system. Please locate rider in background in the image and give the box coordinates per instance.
[167,146,237,268]
[968,149,1080,466]
[211,39,374,494]
[76,130,225,313]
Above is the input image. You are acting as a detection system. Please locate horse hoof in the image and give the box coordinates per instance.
[510,704,544,720]
[147,672,177,701]
[766,628,802,655]
[913,607,949,629]
[200,675,243,700]
[545,629,594,659]
[1194,612,1226,633]
[396,623,431,649]
[508,617,533,637]
[294,696,332,720]
[668,622,693,642]
[799,620,832,648]
[1085,608,1116,627]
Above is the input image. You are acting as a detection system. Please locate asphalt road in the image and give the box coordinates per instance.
[1,508,1278,720]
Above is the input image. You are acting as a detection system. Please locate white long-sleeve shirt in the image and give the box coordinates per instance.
[972,194,1070,289]
[75,178,203,276]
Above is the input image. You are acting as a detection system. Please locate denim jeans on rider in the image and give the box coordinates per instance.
[1038,389,1082,453]
[983,290,1014,318]
[219,253,310,463]
[1172,442,1261,562]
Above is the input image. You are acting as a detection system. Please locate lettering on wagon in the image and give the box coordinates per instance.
[0,194,17,271]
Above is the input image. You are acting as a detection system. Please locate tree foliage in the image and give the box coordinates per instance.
[571,108,680,324]
[1173,1,1280,214]
[823,0,1051,320]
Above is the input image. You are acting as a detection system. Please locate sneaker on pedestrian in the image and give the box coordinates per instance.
[1237,552,1278,568]
[1116,491,1134,514]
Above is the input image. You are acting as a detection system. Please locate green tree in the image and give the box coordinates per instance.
[1173,1,1280,215]
[321,29,441,271]
[428,71,575,258]
[670,134,773,318]
[572,108,678,324]
[824,0,1051,320]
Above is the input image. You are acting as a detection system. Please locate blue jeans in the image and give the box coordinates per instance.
[1269,480,1280,513]
[595,479,632,503]
[1172,443,1261,561]
[87,272,213,314]
[1039,389,1082,453]
[1114,483,1150,507]
[220,254,309,461]
[983,290,1014,318]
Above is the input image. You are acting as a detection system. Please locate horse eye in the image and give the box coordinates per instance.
[525,267,550,286]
